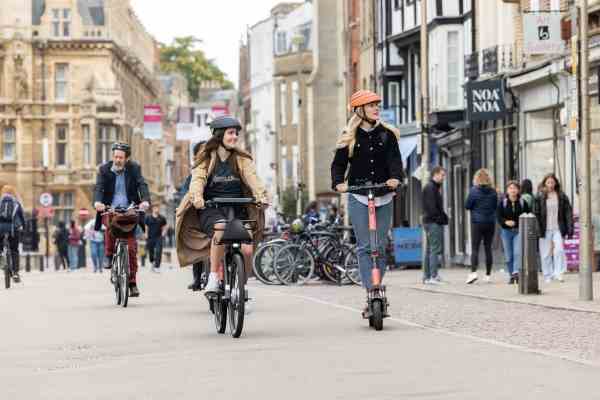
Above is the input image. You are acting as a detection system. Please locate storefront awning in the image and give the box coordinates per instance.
[399,135,419,166]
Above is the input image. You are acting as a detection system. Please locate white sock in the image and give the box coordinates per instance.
[209,272,219,280]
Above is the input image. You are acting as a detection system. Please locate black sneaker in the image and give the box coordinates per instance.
[129,284,140,297]
[12,273,20,283]
[104,256,113,269]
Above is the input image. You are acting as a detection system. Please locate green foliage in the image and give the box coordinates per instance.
[280,186,308,220]
[159,36,233,99]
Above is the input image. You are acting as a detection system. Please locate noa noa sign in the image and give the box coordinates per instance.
[466,79,509,122]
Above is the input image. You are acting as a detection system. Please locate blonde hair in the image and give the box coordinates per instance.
[335,114,401,157]
[473,169,493,186]
[1,185,17,196]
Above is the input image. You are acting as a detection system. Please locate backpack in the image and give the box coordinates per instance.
[0,197,17,223]
[502,196,525,210]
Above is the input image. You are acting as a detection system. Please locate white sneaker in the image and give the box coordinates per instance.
[544,277,552,284]
[555,274,564,282]
[205,273,220,293]
[466,272,478,284]
[429,276,445,285]
[484,275,491,283]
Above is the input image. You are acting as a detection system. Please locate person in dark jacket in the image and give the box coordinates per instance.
[303,201,320,226]
[465,168,498,284]
[93,142,150,297]
[534,173,573,283]
[497,181,530,284]
[0,185,25,282]
[331,89,404,315]
[53,221,69,270]
[421,166,449,284]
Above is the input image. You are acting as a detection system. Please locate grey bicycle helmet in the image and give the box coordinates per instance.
[111,142,131,157]
[209,115,242,135]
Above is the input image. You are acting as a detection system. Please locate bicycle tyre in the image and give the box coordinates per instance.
[343,246,361,286]
[119,244,129,308]
[228,253,246,338]
[214,296,227,334]
[4,255,10,289]
[253,241,284,285]
[371,299,384,331]
[274,244,315,285]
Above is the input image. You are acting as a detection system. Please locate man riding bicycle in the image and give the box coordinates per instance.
[94,142,150,297]
[175,116,268,296]
[0,185,25,283]
[331,90,404,313]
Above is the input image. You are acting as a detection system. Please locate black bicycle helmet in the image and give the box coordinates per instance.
[209,115,242,135]
[111,142,131,157]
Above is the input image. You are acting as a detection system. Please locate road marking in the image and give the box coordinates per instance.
[256,286,600,368]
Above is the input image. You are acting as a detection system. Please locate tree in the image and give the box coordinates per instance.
[159,36,233,100]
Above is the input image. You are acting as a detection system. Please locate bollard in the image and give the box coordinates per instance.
[25,253,31,272]
[519,213,540,295]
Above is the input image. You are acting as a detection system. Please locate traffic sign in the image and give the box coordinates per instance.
[39,192,53,207]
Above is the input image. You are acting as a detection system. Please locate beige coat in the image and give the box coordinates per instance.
[175,149,268,267]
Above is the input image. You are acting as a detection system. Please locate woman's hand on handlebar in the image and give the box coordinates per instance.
[386,179,400,190]
[94,202,106,213]
[139,201,150,212]
[336,183,348,193]
[192,195,205,210]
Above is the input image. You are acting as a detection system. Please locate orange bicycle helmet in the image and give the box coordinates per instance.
[349,90,382,109]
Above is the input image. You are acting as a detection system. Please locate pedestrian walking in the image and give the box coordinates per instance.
[534,173,574,283]
[166,225,175,248]
[421,166,449,284]
[145,204,167,272]
[497,181,530,284]
[53,221,69,270]
[78,227,87,269]
[520,179,535,210]
[67,220,81,272]
[84,220,105,273]
[465,169,498,284]
[0,185,25,283]
[303,201,320,226]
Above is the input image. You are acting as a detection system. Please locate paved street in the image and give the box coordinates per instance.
[2,267,600,400]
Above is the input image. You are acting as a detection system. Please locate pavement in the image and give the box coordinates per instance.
[3,266,600,400]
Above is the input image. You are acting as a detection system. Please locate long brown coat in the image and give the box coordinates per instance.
[175,149,268,267]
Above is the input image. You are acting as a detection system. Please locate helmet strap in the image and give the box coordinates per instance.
[356,107,377,126]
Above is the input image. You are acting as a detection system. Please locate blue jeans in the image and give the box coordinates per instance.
[500,228,521,275]
[348,195,393,289]
[423,223,443,281]
[90,241,105,272]
[68,245,79,271]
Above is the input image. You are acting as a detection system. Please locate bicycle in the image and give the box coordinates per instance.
[346,182,392,331]
[102,205,143,308]
[204,197,258,338]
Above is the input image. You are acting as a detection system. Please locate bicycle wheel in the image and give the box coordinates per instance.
[119,244,129,308]
[228,253,246,338]
[214,296,227,334]
[274,244,315,285]
[322,244,351,285]
[343,246,361,286]
[253,241,284,285]
[3,255,10,289]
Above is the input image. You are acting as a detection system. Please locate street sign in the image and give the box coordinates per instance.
[524,12,565,55]
[38,207,54,219]
[39,192,53,207]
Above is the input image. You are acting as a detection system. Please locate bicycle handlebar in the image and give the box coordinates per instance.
[100,204,144,217]
[346,183,391,193]
[205,197,259,207]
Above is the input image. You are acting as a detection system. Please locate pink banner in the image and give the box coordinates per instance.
[144,105,162,123]
[211,105,228,118]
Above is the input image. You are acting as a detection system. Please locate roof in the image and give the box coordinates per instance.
[78,0,105,26]
[32,0,45,25]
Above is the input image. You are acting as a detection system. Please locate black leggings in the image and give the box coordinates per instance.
[471,223,495,274]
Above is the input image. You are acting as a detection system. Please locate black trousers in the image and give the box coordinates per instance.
[0,233,19,273]
[471,223,495,275]
[147,237,163,268]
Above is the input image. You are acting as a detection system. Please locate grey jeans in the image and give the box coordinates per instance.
[423,223,443,281]
[348,195,393,289]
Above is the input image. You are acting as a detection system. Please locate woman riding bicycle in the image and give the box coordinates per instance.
[331,90,404,309]
[175,116,268,294]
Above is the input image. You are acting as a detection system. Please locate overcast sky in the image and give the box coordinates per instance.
[131,0,284,87]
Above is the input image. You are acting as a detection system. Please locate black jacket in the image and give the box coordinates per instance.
[534,191,574,238]
[93,161,150,230]
[0,195,25,235]
[331,125,404,197]
[465,185,498,224]
[497,195,530,230]
[422,180,448,225]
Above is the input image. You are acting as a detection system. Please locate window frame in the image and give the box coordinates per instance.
[55,63,69,102]
[2,126,16,162]
[82,124,92,167]
[291,81,300,125]
[280,82,287,127]
[447,31,460,107]
[55,124,69,167]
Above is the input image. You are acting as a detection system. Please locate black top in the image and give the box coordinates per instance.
[145,214,167,240]
[534,191,574,238]
[331,124,404,197]
[496,195,530,230]
[465,185,498,224]
[422,180,448,225]
[93,160,150,230]
[204,158,244,200]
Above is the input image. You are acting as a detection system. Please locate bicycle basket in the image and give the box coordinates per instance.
[109,210,138,238]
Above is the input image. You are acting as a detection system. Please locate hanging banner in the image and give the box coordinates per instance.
[523,12,565,55]
[176,106,196,141]
[466,79,509,122]
[211,105,229,118]
[143,105,162,139]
